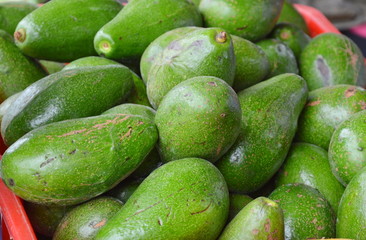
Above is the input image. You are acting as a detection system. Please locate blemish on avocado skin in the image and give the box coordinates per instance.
[316,56,332,86]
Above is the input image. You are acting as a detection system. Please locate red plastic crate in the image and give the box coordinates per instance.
[0,4,351,240]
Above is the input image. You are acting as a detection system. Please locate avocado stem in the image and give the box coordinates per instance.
[99,41,112,54]
[14,28,26,43]
[215,32,227,43]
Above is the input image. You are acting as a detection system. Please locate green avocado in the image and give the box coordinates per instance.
[155,76,241,163]
[277,1,309,34]
[219,197,284,240]
[275,142,345,213]
[94,0,202,61]
[0,91,21,124]
[257,38,299,78]
[300,33,366,91]
[199,0,284,42]
[337,166,366,239]
[329,110,366,186]
[228,193,252,221]
[53,197,123,240]
[0,114,158,206]
[269,183,336,240]
[1,65,134,146]
[95,158,229,240]
[216,73,308,193]
[145,27,236,108]
[0,30,47,103]
[102,103,155,120]
[295,85,366,150]
[14,0,122,62]
[105,178,141,203]
[39,60,65,74]
[231,35,270,91]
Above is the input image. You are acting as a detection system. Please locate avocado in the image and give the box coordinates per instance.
[94,0,202,61]
[1,65,134,146]
[53,197,123,240]
[102,103,155,120]
[0,91,21,124]
[295,85,366,150]
[95,158,229,240]
[228,193,252,221]
[14,0,122,62]
[231,35,270,92]
[105,178,141,203]
[269,183,336,240]
[256,38,299,78]
[39,60,65,74]
[329,110,366,186]
[199,0,284,42]
[216,73,308,193]
[277,1,309,34]
[0,114,158,205]
[300,33,366,91]
[219,197,284,240]
[337,166,366,239]
[275,142,345,213]
[155,76,241,163]
[145,27,236,108]
[0,29,47,103]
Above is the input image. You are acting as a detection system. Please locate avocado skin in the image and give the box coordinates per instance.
[219,197,284,240]
[300,33,366,91]
[105,178,141,203]
[14,0,122,62]
[295,85,366,150]
[39,60,65,74]
[216,73,308,193]
[53,197,123,240]
[1,65,134,146]
[269,183,336,240]
[337,167,366,239]
[228,193,252,221]
[329,110,366,186]
[0,114,158,205]
[94,0,202,61]
[0,30,47,102]
[231,35,270,92]
[95,158,229,240]
[155,76,241,163]
[102,103,155,120]
[199,0,284,42]
[0,2,37,35]
[277,1,309,34]
[275,142,345,213]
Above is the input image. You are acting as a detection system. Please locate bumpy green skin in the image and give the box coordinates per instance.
[228,193,252,221]
[275,143,345,213]
[0,114,158,205]
[199,0,284,42]
[329,110,366,186]
[155,76,241,163]
[53,197,123,240]
[24,201,72,237]
[277,1,309,34]
[95,158,229,240]
[337,167,366,239]
[39,60,64,74]
[300,33,366,91]
[1,65,133,146]
[270,23,311,61]
[219,197,284,240]
[94,0,202,60]
[269,183,336,240]
[295,85,366,150]
[14,0,122,62]
[216,73,308,193]
[257,38,299,78]
[0,2,37,35]
[146,27,236,108]
[231,35,270,92]
[0,30,46,102]
[105,178,141,203]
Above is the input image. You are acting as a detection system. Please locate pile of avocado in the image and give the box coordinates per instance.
[0,0,365,239]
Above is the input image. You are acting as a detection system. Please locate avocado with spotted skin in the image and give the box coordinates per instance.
[0,113,158,205]
[277,1,309,34]
[228,193,252,221]
[295,85,366,150]
[0,2,37,35]
[269,183,336,240]
[216,73,308,193]
[300,33,366,91]
[329,110,366,186]
[219,197,284,240]
[53,197,123,240]
[95,158,229,240]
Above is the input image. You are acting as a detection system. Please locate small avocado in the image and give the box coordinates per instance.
[295,85,366,150]
[219,197,284,240]
[277,1,309,34]
[275,142,345,213]
[95,158,229,240]
[329,110,366,186]
[155,76,241,163]
[269,183,336,239]
[228,193,253,221]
